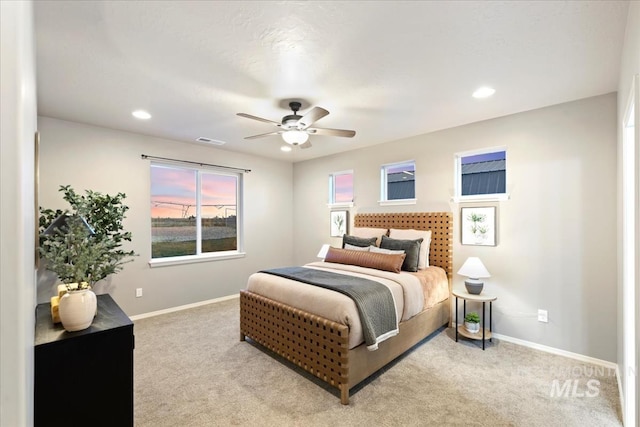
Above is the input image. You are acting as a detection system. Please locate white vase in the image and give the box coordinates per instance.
[464,321,480,334]
[59,289,97,332]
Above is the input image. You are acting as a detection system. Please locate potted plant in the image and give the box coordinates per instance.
[39,185,136,331]
[464,311,480,334]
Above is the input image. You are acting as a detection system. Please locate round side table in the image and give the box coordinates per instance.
[452,289,497,350]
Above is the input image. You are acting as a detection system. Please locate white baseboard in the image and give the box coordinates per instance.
[129,293,239,321]
[497,331,626,423]
[492,332,618,370]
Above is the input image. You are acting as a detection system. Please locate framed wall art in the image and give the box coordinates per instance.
[461,206,496,246]
[330,210,348,237]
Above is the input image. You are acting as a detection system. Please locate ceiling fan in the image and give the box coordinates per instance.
[237,101,356,149]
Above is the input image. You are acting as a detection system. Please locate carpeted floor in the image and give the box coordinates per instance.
[133,297,622,426]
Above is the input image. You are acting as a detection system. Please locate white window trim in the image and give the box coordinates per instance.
[150,160,244,263]
[327,202,354,208]
[451,194,510,203]
[149,251,246,268]
[379,198,417,206]
[453,146,509,203]
[328,169,354,207]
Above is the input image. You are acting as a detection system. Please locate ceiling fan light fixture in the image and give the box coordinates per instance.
[282,130,309,145]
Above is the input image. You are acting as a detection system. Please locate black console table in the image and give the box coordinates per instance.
[34,293,134,427]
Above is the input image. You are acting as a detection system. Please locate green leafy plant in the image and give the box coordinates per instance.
[467,212,486,234]
[39,185,137,290]
[464,312,480,324]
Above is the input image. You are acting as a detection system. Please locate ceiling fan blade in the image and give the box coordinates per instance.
[298,107,329,129]
[244,131,282,140]
[237,113,281,126]
[307,127,356,138]
[299,141,312,149]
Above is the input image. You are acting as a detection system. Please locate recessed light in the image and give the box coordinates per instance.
[472,87,495,99]
[132,110,151,119]
[280,145,292,152]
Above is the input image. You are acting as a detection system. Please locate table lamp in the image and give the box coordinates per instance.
[457,257,490,295]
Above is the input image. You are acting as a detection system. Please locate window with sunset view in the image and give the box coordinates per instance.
[150,163,242,260]
[329,170,354,206]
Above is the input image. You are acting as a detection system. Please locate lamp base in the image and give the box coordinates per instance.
[464,280,484,295]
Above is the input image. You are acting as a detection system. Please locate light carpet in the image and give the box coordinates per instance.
[133,297,621,426]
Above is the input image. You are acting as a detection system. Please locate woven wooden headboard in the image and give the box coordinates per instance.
[354,212,453,280]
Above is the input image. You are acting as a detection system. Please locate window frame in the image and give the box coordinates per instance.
[328,169,354,208]
[148,161,245,268]
[379,160,417,206]
[453,147,509,203]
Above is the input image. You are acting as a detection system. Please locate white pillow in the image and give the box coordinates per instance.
[344,243,371,251]
[389,229,432,269]
[369,245,405,255]
[351,227,388,246]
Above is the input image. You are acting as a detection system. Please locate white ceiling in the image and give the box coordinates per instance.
[34,1,630,163]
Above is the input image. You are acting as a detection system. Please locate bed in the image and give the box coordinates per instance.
[239,212,453,404]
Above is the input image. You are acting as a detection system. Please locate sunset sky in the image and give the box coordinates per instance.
[334,173,353,203]
[151,165,237,218]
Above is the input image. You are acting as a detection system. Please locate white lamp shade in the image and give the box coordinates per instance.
[317,244,331,259]
[282,130,309,145]
[457,257,490,279]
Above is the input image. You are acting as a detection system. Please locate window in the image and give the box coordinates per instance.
[380,161,416,204]
[328,170,354,206]
[150,162,243,263]
[454,148,507,201]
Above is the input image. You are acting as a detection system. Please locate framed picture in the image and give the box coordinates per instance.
[330,210,349,237]
[461,206,496,246]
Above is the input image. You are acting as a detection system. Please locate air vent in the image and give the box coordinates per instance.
[196,137,226,146]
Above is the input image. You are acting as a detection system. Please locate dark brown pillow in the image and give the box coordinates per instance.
[324,247,406,273]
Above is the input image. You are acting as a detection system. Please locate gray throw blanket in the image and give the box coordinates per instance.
[260,266,398,350]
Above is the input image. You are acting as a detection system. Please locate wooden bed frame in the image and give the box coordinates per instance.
[240,212,453,404]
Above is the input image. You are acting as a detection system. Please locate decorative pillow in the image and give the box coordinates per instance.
[351,227,388,247]
[389,229,432,269]
[369,245,404,255]
[325,247,406,273]
[342,234,377,248]
[380,235,423,272]
[344,243,371,251]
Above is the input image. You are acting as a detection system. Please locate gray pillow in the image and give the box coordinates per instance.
[380,235,423,272]
[342,234,377,248]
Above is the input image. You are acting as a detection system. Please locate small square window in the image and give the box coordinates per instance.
[380,161,416,203]
[455,148,507,201]
[329,171,354,206]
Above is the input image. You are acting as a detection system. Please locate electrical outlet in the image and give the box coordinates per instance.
[136,288,143,298]
[538,309,548,323]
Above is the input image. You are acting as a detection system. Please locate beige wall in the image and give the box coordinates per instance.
[293,93,618,361]
[37,117,294,315]
[0,1,37,425]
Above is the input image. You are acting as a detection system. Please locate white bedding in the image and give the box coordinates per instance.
[246,261,443,349]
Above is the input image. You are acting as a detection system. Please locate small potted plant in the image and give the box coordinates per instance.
[464,312,480,334]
